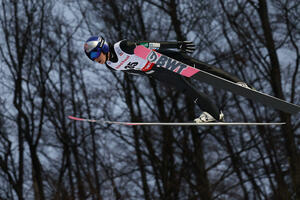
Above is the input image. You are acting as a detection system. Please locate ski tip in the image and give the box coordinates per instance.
[68,116,85,121]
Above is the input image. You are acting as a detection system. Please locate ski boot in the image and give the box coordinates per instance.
[194,111,224,123]
[236,82,256,90]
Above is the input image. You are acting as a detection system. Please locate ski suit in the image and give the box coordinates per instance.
[105,40,244,120]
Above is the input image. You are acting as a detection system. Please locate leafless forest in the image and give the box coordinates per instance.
[0,0,299,199]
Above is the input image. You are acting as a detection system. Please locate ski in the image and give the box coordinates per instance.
[134,45,300,115]
[68,116,285,126]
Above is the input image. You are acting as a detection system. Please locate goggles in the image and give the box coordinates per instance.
[89,50,101,60]
[89,45,103,60]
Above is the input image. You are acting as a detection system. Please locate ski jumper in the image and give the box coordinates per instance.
[105,40,244,120]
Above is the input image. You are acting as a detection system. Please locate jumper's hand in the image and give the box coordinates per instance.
[177,41,196,53]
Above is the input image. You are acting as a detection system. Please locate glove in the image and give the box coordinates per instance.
[177,41,196,53]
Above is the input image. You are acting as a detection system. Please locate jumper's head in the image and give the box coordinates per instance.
[84,36,109,61]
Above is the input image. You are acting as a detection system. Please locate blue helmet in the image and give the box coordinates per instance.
[84,36,109,61]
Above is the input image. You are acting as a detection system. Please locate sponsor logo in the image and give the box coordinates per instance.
[146,51,188,74]
[149,43,160,49]
[147,51,158,62]
[115,55,130,69]
[116,48,124,56]
[140,42,149,48]
[142,62,154,71]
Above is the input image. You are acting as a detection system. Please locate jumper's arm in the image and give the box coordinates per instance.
[127,40,196,53]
